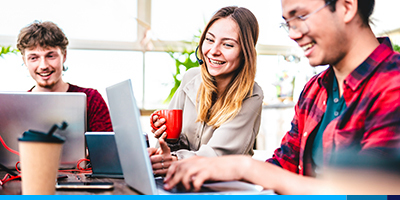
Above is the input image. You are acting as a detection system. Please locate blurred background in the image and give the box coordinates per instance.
[1,0,400,157]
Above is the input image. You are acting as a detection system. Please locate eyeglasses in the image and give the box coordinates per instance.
[280,1,331,34]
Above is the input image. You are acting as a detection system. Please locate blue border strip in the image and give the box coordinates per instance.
[0,195,348,200]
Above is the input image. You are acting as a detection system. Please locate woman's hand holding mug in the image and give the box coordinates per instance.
[150,113,166,139]
[150,109,182,142]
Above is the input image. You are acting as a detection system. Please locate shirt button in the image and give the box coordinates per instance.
[197,135,200,138]
[303,132,307,137]
[298,165,302,170]
[333,98,339,103]
[334,111,339,116]
[323,101,326,105]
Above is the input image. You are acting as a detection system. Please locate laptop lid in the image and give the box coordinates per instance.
[106,79,157,195]
[85,132,123,178]
[0,92,86,169]
[106,79,272,195]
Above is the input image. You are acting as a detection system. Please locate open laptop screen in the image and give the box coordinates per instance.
[0,92,86,169]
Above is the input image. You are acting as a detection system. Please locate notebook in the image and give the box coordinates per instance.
[0,92,86,169]
[85,132,123,178]
[106,79,275,195]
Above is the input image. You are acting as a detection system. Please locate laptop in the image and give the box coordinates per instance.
[106,79,274,195]
[0,92,86,169]
[85,132,123,178]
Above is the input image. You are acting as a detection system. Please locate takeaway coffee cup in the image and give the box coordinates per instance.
[150,109,182,142]
[18,122,67,195]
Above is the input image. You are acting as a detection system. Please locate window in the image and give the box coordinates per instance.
[2,0,398,111]
[151,0,296,46]
[0,0,137,42]
[64,50,143,106]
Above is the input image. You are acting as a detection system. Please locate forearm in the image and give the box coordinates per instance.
[239,157,325,195]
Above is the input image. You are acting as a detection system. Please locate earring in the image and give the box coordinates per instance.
[63,65,68,71]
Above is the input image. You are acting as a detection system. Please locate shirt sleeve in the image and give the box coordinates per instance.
[86,90,113,132]
[361,80,400,157]
[266,102,301,173]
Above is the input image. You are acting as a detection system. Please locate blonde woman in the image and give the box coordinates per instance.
[149,6,263,176]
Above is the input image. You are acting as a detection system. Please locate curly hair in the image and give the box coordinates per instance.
[17,21,69,56]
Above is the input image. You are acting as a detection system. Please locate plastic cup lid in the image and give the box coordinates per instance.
[18,129,65,143]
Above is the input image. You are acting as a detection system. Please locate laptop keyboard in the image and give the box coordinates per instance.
[155,177,165,187]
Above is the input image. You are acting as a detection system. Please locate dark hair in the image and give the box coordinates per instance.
[17,21,69,56]
[325,0,375,26]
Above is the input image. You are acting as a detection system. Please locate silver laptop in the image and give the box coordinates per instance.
[0,92,86,169]
[85,132,123,178]
[106,79,274,195]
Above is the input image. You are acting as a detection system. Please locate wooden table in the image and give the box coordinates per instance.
[0,171,139,195]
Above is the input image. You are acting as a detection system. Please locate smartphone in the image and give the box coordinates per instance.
[56,182,114,190]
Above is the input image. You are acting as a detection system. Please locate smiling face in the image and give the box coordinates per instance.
[23,46,67,91]
[282,0,348,67]
[202,17,243,82]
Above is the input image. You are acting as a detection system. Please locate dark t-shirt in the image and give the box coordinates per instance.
[311,73,346,171]
[29,84,113,132]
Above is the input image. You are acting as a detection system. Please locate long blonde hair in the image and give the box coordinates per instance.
[197,6,259,128]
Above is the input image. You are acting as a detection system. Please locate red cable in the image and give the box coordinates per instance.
[0,151,94,185]
[0,136,21,186]
[0,135,19,156]
[58,158,92,174]
[0,173,21,186]
[77,158,91,170]
[15,161,21,173]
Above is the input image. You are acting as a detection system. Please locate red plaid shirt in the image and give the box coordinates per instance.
[267,37,400,176]
[67,84,113,132]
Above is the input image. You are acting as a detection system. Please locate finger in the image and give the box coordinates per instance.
[153,118,166,128]
[147,147,158,156]
[151,154,173,164]
[153,168,169,176]
[155,148,162,155]
[151,162,159,171]
[181,168,197,191]
[160,132,167,140]
[150,114,159,132]
[150,154,160,164]
[159,134,171,155]
[153,125,166,138]
[152,114,159,122]
[191,171,208,192]
[164,160,177,182]
[164,162,183,190]
[152,161,166,171]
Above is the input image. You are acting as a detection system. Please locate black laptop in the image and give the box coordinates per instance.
[85,132,123,178]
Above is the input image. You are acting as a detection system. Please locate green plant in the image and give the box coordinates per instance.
[0,45,19,58]
[165,49,199,103]
[394,44,400,53]
[164,30,202,103]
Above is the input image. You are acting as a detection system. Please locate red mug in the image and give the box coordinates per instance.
[150,109,182,142]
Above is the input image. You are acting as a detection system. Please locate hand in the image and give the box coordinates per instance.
[150,113,166,138]
[163,155,252,191]
[149,133,177,176]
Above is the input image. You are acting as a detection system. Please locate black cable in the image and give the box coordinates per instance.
[0,162,18,176]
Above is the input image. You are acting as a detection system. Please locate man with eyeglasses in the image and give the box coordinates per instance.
[161,0,400,194]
